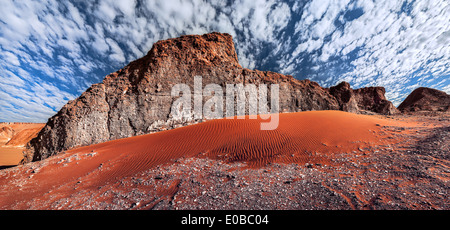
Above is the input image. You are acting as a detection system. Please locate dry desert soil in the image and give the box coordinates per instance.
[0,123,44,168]
[0,111,448,210]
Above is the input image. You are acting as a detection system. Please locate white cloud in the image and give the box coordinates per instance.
[0,0,449,122]
[441,82,450,94]
[0,70,25,87]
[115,0,137,18]
[2,52,21,66]
[106,38,126,63]
[97,1,118,22]
[283,0,449,104]
[231,0,291,42]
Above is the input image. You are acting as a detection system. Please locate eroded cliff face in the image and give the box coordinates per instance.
[398,87,450,113]
[24,32,396,163]
[328,81,399,115]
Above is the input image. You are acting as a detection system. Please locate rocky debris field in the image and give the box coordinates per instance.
[29,114,447,210]
[1,113,448,210]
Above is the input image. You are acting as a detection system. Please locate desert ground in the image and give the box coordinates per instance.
[0,123,44,168]
[0,111,448,210]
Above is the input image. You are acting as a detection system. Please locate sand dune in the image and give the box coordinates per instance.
[0,111,413,209]
[64,111,402,180]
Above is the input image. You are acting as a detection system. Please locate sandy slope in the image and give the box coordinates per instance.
[0,111,419,209]
[0,123,44,167]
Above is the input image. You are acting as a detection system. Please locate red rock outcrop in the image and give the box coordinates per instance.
[328,81,399,115]
[23,32,397,163]
[398,87,450,113]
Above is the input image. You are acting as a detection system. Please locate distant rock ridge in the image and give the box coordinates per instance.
[24,32,397,163]
[0,123,44,148]
[398,87,450,113]
[328,81,399,115]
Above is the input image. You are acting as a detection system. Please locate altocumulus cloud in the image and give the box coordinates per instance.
[0,0,449,122]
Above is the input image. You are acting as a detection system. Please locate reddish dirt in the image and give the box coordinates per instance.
[0,111,448,210]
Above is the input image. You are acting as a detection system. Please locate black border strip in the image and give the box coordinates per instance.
[0,210,447,228]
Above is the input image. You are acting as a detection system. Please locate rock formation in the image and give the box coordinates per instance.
[0,123,44,147]
[398,87,450,113]
[23,32,397,163]
[0,126,14,142]
[328,81,399,115]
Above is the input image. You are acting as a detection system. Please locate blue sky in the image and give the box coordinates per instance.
[0,0,449,122]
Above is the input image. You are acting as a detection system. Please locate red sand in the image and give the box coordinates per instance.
[0,111,413,209]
